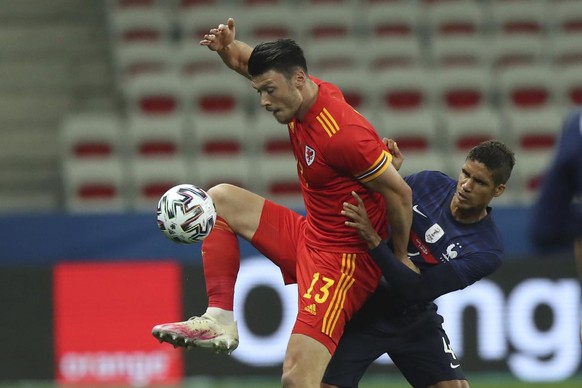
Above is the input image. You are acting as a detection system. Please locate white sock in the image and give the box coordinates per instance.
[205,307,235,324]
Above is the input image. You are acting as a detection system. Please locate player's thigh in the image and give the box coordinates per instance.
[282,333,331,387]
[250,199,305,281]
[207,183,265,241]
[322,321,389,388]
[390,326,466,388]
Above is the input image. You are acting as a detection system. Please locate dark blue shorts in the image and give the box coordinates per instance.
[323,292,466,388]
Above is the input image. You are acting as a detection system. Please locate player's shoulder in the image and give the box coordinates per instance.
[405,170,453,187]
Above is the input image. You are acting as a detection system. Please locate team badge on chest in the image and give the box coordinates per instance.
[305,145,316,166]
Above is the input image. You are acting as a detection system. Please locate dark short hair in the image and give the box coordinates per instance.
[248,39,308,79]
[466,140,515,185]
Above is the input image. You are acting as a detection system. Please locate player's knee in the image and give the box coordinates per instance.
[207,183,240,215]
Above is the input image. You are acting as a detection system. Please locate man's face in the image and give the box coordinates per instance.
[452,159,504,210]
[251,69,303,124]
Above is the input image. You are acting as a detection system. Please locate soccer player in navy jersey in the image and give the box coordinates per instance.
[322,139,516,388]
[529,109,582,341]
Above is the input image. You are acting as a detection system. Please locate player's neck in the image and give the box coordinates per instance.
[296,79,319,121]
[450,204,488,224]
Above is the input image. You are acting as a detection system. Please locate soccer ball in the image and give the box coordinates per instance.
[156,184,217,244]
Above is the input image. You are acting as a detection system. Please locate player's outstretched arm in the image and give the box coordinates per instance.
[200,17,254,79]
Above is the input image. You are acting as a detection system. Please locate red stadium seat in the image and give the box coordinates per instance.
[504,108,562,153]
[128,158,189,211]
[362,2,422,38]
[60,113,124,160]
[490,0,547,36]
[496,64,557,111]
[432,67,493,113]
[372,67,432,113]
[63,159,128,212]
[127,115,185,159]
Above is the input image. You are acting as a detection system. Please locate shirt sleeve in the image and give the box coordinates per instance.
[530,110,582,245]
[369,241,501,302]
[325,125,392,182]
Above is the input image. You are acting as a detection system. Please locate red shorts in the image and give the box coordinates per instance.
[251,200,382,354]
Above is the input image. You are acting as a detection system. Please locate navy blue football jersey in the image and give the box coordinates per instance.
[404,170,503,287]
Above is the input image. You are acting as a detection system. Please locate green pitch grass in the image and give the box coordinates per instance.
[1,372,581,388]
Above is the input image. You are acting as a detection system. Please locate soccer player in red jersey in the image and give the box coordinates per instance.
[152,18,413,387]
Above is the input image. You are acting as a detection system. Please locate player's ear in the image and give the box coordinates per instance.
[493,184,506,197]
[294,69,306,88]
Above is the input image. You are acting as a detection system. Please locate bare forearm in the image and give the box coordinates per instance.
[217,40,254,78]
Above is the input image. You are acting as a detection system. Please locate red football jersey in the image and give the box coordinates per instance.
[288,76,392,252]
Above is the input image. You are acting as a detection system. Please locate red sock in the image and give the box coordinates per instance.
[201,216,240,311]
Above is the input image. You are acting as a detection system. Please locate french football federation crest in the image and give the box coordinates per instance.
[305,145,316,166]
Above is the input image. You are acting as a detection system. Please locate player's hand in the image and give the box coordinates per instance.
[200,17,236,52]
[383,138,404,171]
[342,191,382,250]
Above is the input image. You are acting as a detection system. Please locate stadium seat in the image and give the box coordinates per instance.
[176,40,225,77]
[128,157,189,211]
[297,4,357,43]
[236,5,299,43]
[123,73,184,117]
[63,158,128,212]
[550,0,582,35]
[496,64,557,112]
[60,113,124,160]
[398,150,449,180]
[361,2,422,39]
[109,7,174,44]
[177,5,245,42]
[184,72,250,117]
[490,0,547,36]
[178,0,221,10]
[489,35,546,70]
[431,67,493,113]
[428,35,491,69]
[361,36,425,71]
[304,39,364,74]
[374,109,440,154]
[190,155,255,192]
[503,108,562,154]
[107,0,166,10]
[555,64,582,108]
[255,155,303,208]
[251,110,292,156]
[113,41,177,84]
[511,151,553,204]
[424,1,485,38]
[440,109,502,154]
[188,113,251,157]
[127,114,185,159]
[548,33,582,68]
[371,67,432,114]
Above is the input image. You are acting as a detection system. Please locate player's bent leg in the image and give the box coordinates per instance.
[208,183,265,241]
[282,334,331,388]
[153,184,265,354]
[429,380,469,388]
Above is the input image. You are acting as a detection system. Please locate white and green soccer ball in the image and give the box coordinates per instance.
[156,184,216,244]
